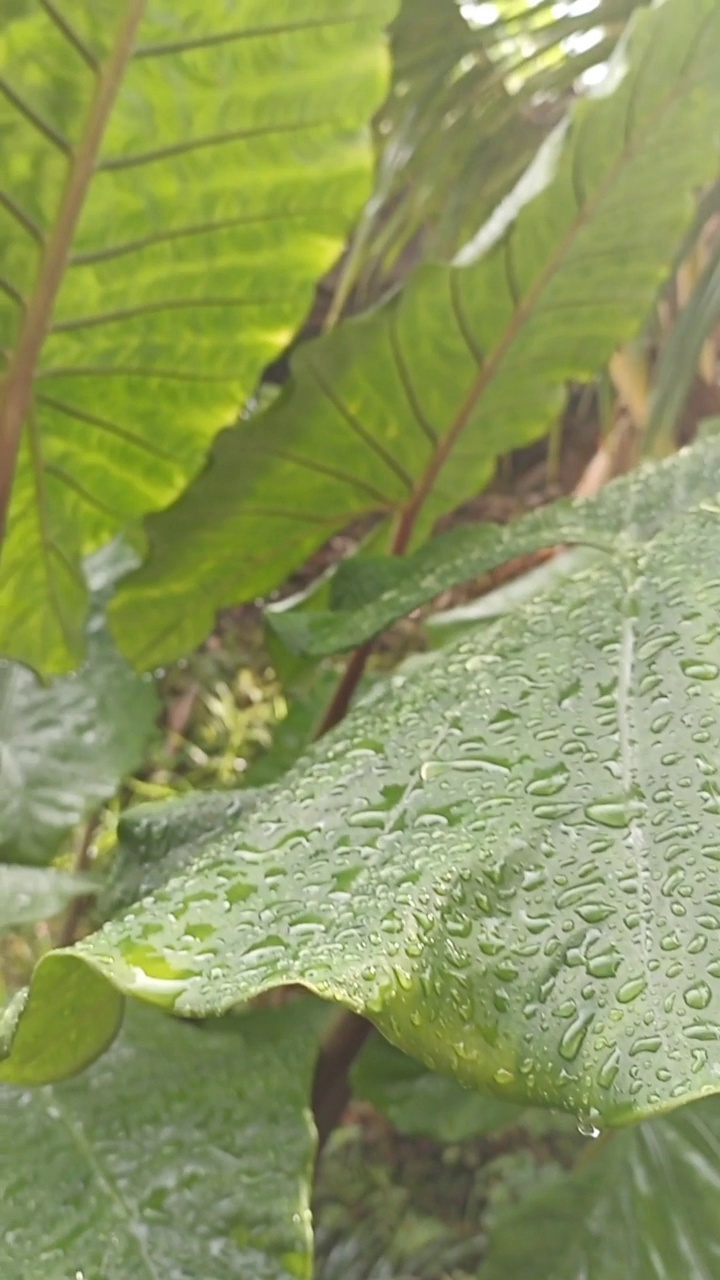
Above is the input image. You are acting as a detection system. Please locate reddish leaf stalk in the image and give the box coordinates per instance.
[0,0,147,542]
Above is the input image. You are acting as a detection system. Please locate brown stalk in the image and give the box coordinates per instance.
[58,814,100,948]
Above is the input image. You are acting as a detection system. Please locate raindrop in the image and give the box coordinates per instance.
[629,1035,662,1056]
[558,1010,593,1061]
[597,1046,620,1088]
[617,976,646,1003]
[525,764,570,797]
[586,951,621,979]
[681,660,720,681]
[493,1067,514,1087]
[577,1116,602,1139]
[419,760,444,782]
[684,982,712,1010]
[584,799,630,829]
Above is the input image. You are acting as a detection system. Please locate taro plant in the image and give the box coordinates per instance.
[4,1,720,1277]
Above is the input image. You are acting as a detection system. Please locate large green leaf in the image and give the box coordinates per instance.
[0,542,159,865]
[0,1000,322,1280]
[8,433,720,1125]
[478,1097,720,1280]
[0,1,394,674]
[111,0,720,668]
[358,0,644,286]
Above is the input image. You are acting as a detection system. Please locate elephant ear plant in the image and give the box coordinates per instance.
[3,2,720,1277]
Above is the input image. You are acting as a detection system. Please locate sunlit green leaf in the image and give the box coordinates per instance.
[0,0,394,673]
[112,0,720,667]
[359,0,643,283]
[0,1001,322,1280]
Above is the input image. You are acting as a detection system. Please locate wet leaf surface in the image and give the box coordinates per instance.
[7,437,720,1125]
[0,1000,323,1279]
[269,426,720,657]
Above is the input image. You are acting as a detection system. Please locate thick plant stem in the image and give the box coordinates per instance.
[313,639,374,739]
[312,521,419,1141]
[311,640,377,1145]
[59,815,99,947]
[312,1009,374,1152]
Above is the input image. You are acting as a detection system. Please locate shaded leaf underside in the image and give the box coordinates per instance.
[113,0,720,667]
[6,435,720,1130]
[0,624,158,865]
[0,0,393,672]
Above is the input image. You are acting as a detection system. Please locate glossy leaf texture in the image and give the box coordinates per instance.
[478,1097,720,1280]
[0,1001,323,1280]
[269,424,720,656]
[0,546,159,865]
[111,0,720,668]
[0,866,97,931]
[100,788,259,920]
[9,434,720,1123]
[0,0,394,674]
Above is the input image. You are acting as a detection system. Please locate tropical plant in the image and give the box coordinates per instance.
[3,1,720,1277]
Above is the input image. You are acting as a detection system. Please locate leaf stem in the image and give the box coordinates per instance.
[313,639,374,739]
[312,1009,373,1152]
[59,814,100,947]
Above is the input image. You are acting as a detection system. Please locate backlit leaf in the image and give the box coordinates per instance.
[112,0,720,666]
[0,0,393,672]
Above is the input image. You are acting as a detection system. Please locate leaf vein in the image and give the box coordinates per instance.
[0,76,71,155]
[133,14,369,59]
[39,1,99,72]
[36,395,176,464]
[307,361,414,495]
[98,119,331,172]
[51,295,285,334]
[388,306,438,446]
[47,1089,163,1280]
